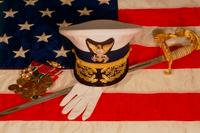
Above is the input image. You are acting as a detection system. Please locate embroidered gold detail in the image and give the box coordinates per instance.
[73,49,130,84]
[100,62,126,83]
[75,63,98,83]
[47,61,64,68]
[153,28,200,74]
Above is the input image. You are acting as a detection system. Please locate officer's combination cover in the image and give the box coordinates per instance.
[60,20,142,87]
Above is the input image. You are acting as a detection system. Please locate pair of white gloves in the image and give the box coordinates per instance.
[60,82,103,120]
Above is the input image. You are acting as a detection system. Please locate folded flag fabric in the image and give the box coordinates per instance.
[0,0,200,133]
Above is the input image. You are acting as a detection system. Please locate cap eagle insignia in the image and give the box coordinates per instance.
[86,38,114,63]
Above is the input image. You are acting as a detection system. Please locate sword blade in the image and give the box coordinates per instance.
[0,86,73,117]
[128,56,164,72]
[0,55,165,117]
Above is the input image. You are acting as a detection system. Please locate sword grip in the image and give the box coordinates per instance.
[171,45,194,60]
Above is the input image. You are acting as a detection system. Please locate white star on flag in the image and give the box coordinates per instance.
[98,0,110,5]
[77,7,93,16]
[3,9,18,18]
[39,8,55,18]
[57,20,72,29]
[54,46,70,58]
[24,0,38,6]
[0,34,12,44]
[35,33,52,42]
[60,0,74,6]
[18,21,34,30]
[13,47,29,58]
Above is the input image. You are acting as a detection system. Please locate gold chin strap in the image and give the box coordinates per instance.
[153,28,200,75]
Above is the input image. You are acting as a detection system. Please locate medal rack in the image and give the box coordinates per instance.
[8,61,63,100]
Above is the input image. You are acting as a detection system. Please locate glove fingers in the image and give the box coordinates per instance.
[60,91,76,107]
[60,83,90,106]
[62,96,82,114]
[59,82,83,106]
[82,100,98,121]
[82,88,103,120]
[68,98,88,120]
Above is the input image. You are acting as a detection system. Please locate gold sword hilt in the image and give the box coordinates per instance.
[153,28,200,74]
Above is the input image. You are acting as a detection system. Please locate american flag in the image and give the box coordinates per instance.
[1,0,200,133]
[0,0,118,68]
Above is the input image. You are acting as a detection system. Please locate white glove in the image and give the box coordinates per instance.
[60,82,103,120]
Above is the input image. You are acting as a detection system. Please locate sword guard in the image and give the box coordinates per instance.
[153,28,200,75]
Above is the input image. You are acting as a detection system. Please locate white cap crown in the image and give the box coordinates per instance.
[60,20,142,52]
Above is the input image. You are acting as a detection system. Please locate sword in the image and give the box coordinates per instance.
[0,56,164,117]
[0,28,199,117]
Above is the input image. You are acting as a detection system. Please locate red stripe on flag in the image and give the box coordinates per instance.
[118,8,200,26]
[129,45,200,68]
[0,93,200,121]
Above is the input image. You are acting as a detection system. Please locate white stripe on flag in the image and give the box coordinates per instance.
[118,0,200,9]
[105,68,200,93]
[1,69,200,93]
[0,121,200,133]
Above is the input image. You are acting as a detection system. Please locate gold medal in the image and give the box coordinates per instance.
[8,84,19,91]
[8,61,62,100]
[22,90,33,99]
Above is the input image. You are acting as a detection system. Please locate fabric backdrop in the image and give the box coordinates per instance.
[0,0,200,132]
